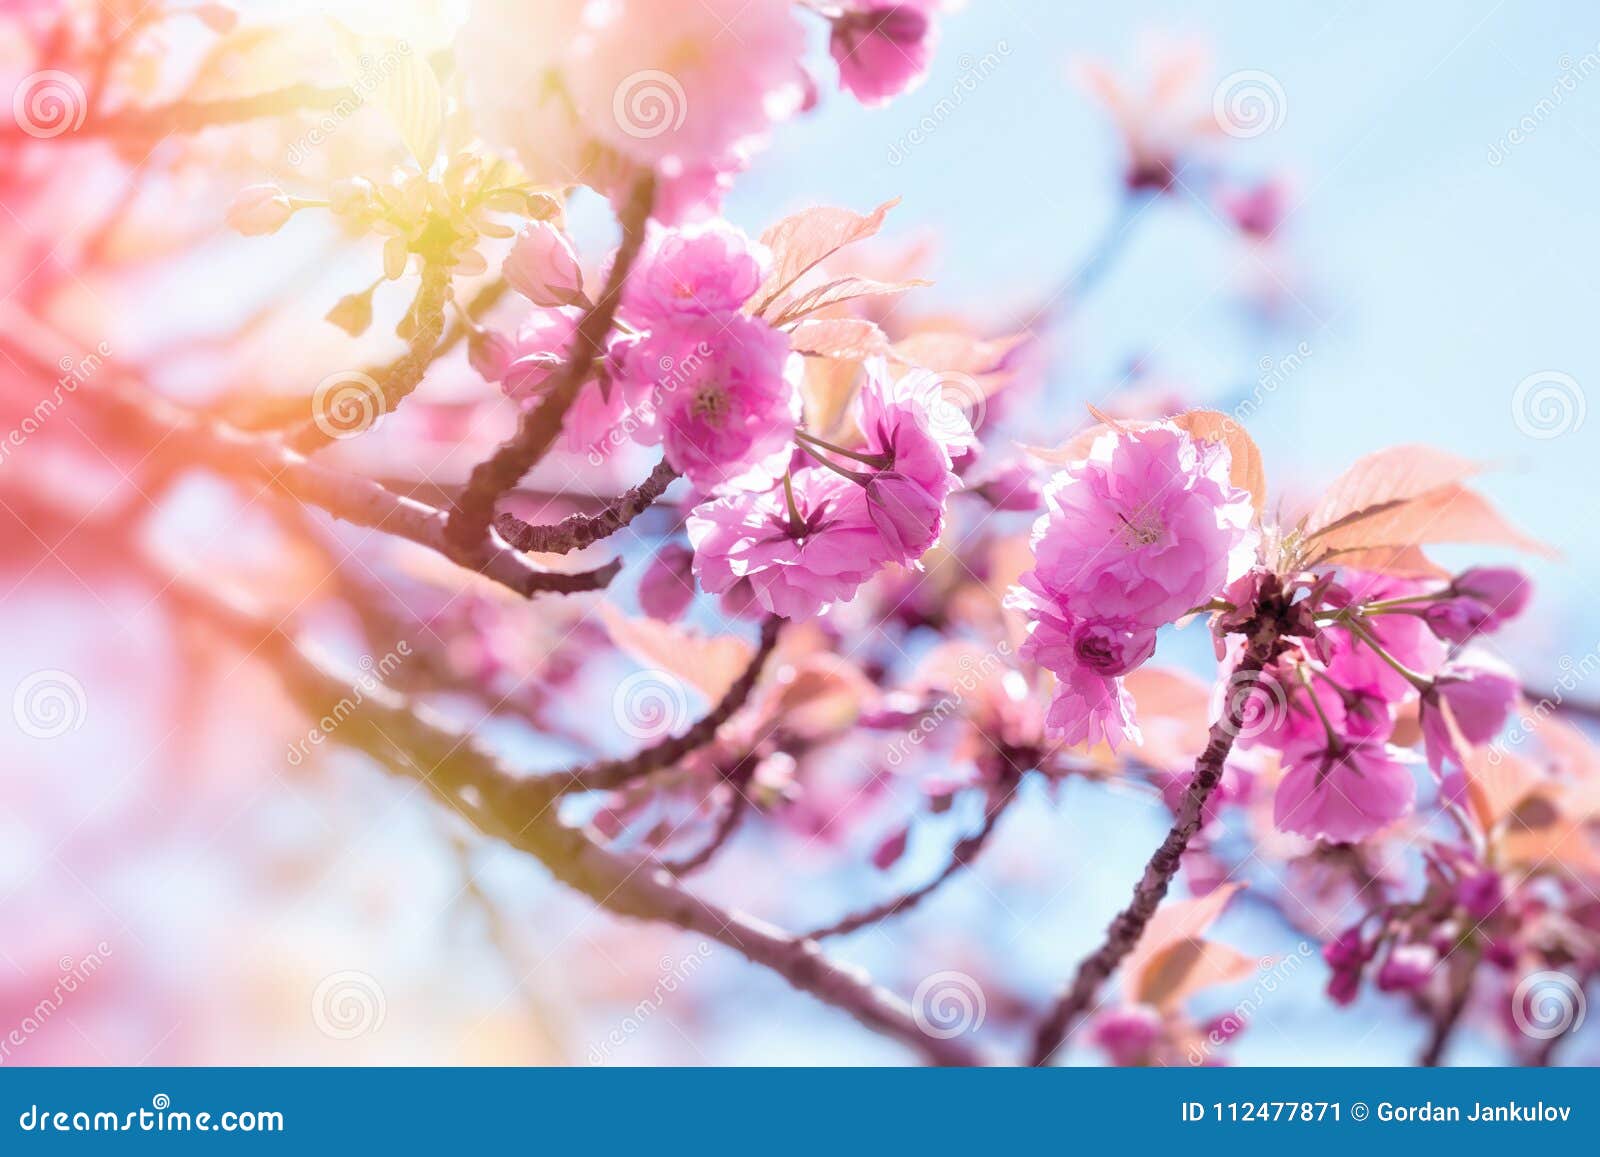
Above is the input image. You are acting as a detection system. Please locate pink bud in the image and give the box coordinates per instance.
[1071,619,1157,677]
[226,184,293,236]
[830,5,935,107]
[864,471,943,559]
[504,222,585,308]
[1376,943,1437,992]
[1456,870,1504,921]
[1090,1005,1163,1065]
[1322,925,1370,971]
[871,824,910,870]
[1424,567,1531,643]
[1327,968,1361,1006]
[468,329,517,383]
[638,543,697,623]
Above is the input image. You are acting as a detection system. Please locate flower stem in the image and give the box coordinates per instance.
[795,428,892,469]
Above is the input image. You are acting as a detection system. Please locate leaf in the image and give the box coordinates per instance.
[1173,410,1267,517]
[331,22,441,167]
[890,328,1029,376]
[770,276,930,325]
[598,607,755,702]
[1303,446,1481,539]
[1122,667,1212,770]
[788,318,889,359]
[1319,545,1448,579]
[1124,883,1249,1010]
[754,199,900,316]
[797,356,864,438]
[1310,483,1555,560]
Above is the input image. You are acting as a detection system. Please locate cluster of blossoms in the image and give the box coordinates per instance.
[1214,564,1530,844]
[1008,422,1257,750]
[463,0,942,224]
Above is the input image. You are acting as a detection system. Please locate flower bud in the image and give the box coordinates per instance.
[864,471,943,559]
[1376,942,1438,992]
[638,543,697,623]
[505,221,585,308]
[226,184,294,236]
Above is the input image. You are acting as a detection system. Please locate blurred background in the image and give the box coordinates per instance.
[1,0,1597,1065]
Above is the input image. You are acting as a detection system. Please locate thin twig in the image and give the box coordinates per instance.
[1028,651,1265,1066]
[447,175,655,548]
[496,458,678,554]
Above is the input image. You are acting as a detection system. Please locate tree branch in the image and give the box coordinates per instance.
[1027,652,1265,1066]
[153,571,981,1065]
[446,175,656,549]
[806,782,1016,940]
[496,458,678,554]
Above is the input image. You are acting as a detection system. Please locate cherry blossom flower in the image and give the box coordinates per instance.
[687,469,891,619]
[1419,655,1520,774]
[1273,740,1417,843]
[505,221,586,307]
[622,315,799,488]
[829,3,938,107]
[1423,566,1532,643]
[624,221,769,321]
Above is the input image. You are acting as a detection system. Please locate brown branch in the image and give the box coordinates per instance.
[3,341,621,600]
[1027,651,1265,1066]
[526,617,783,798]
[1524,687,1600,725]
[0,83,357,144]
[658,754,760,876]
[446,175,655,549]
[154,571,980,1065]
[806,783,1016,940]
[286,261,453,454]
[496,458,677,555]
[1419,961,1474,1067]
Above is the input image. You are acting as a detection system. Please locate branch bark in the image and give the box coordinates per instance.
[496,458,678,555]
[155,571,982,1066]
[1027,652,1265,1066]
[447,176,655,549]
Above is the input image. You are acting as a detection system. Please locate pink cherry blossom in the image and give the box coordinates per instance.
[830,3,937,107]
[1273,740,1417,843]
[566,0,808,170]
[1419,655,1520,774]
[622,314,798,488]
[638,542,697,622]
[687,469,891,620]
[1424,566,1532,643]
[624,221,768,321]
[1024,422,1257,630]
[863,471,943,558]
[502,307,631,457]
[504,221,586,308]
